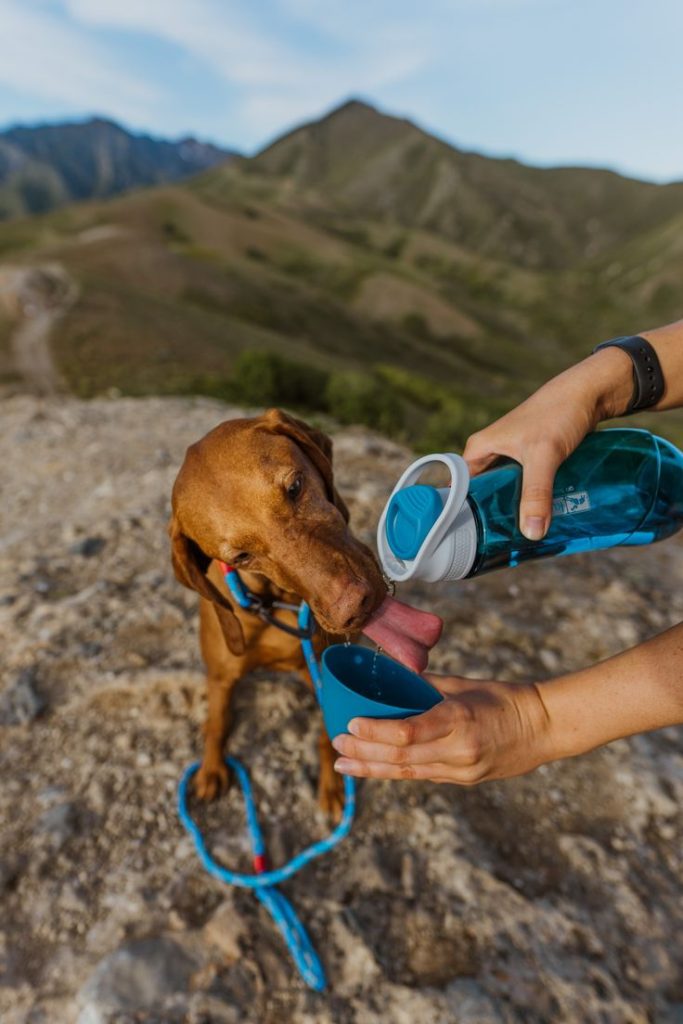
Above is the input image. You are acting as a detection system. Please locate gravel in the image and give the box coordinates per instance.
[0,394,681,1023]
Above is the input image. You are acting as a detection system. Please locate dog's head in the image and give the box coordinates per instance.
[168,408,387,653]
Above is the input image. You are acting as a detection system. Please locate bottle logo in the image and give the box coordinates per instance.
[552,491,591,516]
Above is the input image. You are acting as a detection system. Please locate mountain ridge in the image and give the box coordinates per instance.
[1,98,682,450]
[247,98,683,270]
[0,116,237,219]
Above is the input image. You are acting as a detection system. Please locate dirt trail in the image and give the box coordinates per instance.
[0,264,77,394]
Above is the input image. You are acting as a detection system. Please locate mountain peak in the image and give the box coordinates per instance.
[325,97,379,118]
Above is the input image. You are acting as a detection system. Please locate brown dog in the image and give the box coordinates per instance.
[169,408,387,819]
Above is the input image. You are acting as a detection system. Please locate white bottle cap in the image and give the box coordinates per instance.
[377,453,478,583]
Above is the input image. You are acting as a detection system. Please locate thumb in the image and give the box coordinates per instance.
[462,432,499,479]
[424,673,479,697]
[519,444,561,540]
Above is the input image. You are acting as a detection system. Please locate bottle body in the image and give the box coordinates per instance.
[468,428,683,576]
[378,428,683,584]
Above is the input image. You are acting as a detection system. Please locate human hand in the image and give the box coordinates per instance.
[463,348,633,540]
[332,673,551,785]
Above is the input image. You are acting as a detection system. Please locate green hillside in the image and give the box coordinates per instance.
[1,99,682,449]
[250,99,683,270]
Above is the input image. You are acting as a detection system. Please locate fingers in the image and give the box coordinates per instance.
[333,755,484,785]
[332,733,449,766]
[519,442,563,540]
[344,702,456,746]
[423,672,483,696]
[333,757,450,781]
[462,432,500,478]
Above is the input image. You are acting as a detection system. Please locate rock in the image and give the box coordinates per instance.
[538,646,560,672]
[70,536,106,558]
[446,979,505,1023]
[34,801,77,849]
[0,854,23,893]
[0,667,45,724]
[186,993,242,1023]
[77,936,198,1022]
[203,897,248,961]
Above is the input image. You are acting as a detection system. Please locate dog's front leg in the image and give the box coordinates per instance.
[195,673,238,801]
[318,727,346,823]
[194,597,244,801]
[297,664,346,822]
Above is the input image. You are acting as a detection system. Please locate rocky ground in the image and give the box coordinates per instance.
[0,394,681,1024]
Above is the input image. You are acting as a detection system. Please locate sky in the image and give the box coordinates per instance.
[0,0,682,182]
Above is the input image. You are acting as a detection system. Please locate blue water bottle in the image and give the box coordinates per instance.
[377,428,683,583]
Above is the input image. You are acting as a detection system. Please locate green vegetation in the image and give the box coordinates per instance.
[219,351,404,437]
[0,308,19,384]
[325,370,403,434]
[2,98,683,449]
[230,350,327,408]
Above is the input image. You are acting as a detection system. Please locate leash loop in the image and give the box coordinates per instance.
[177,568,355,991]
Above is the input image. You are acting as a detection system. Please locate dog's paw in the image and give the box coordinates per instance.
[318,771,346,824]
[194,760,231,802]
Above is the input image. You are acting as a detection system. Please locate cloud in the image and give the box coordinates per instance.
[61,0,440,139]
[0,0,157,119]
[0,0,556,147]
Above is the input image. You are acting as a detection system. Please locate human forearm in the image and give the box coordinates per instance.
[537,621,683,762]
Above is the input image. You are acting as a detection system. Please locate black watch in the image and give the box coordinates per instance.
[593,335,665,414]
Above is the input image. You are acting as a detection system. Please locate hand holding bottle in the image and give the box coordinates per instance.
[463,346,634,540]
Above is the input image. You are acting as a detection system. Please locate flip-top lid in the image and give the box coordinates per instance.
[386,485,443,560]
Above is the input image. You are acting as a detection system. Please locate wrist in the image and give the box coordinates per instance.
[516,681,556,770]
[584,346,635,421]
[533,675,587,763]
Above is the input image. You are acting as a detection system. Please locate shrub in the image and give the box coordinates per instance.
[232,351,283,405]
[418,398,505,452]
[402,312,431,339]
[231,350,328,409]
[383,235,406,260]
[325,370,403,434]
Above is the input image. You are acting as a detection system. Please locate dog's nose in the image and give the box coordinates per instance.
[326,577,375,632]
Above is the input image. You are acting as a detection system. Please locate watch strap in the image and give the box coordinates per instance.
[593,335,665,413]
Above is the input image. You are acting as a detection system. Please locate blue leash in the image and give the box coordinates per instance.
[177,567,356,991]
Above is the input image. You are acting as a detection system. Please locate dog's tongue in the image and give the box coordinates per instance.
[363,595,442,673]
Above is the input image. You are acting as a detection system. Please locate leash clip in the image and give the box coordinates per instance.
[257,603,317,640]
[222,562,317,640]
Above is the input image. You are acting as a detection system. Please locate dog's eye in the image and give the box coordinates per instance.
[231,552,250,565]
[287,476,303,501]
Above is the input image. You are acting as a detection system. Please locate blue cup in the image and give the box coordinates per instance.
[320,644,443,739]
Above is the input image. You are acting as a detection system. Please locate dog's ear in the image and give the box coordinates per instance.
[168,517,245,656]
[262,408,349,522]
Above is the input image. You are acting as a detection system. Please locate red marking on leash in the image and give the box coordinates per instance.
[219,561,233,574]
[253,854,268,874]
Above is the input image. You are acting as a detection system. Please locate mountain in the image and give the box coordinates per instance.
[0,117,237,219]
[250,99,683,270]
[0,98,682,449]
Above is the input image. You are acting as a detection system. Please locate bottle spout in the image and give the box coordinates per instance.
[377,453,475,583]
